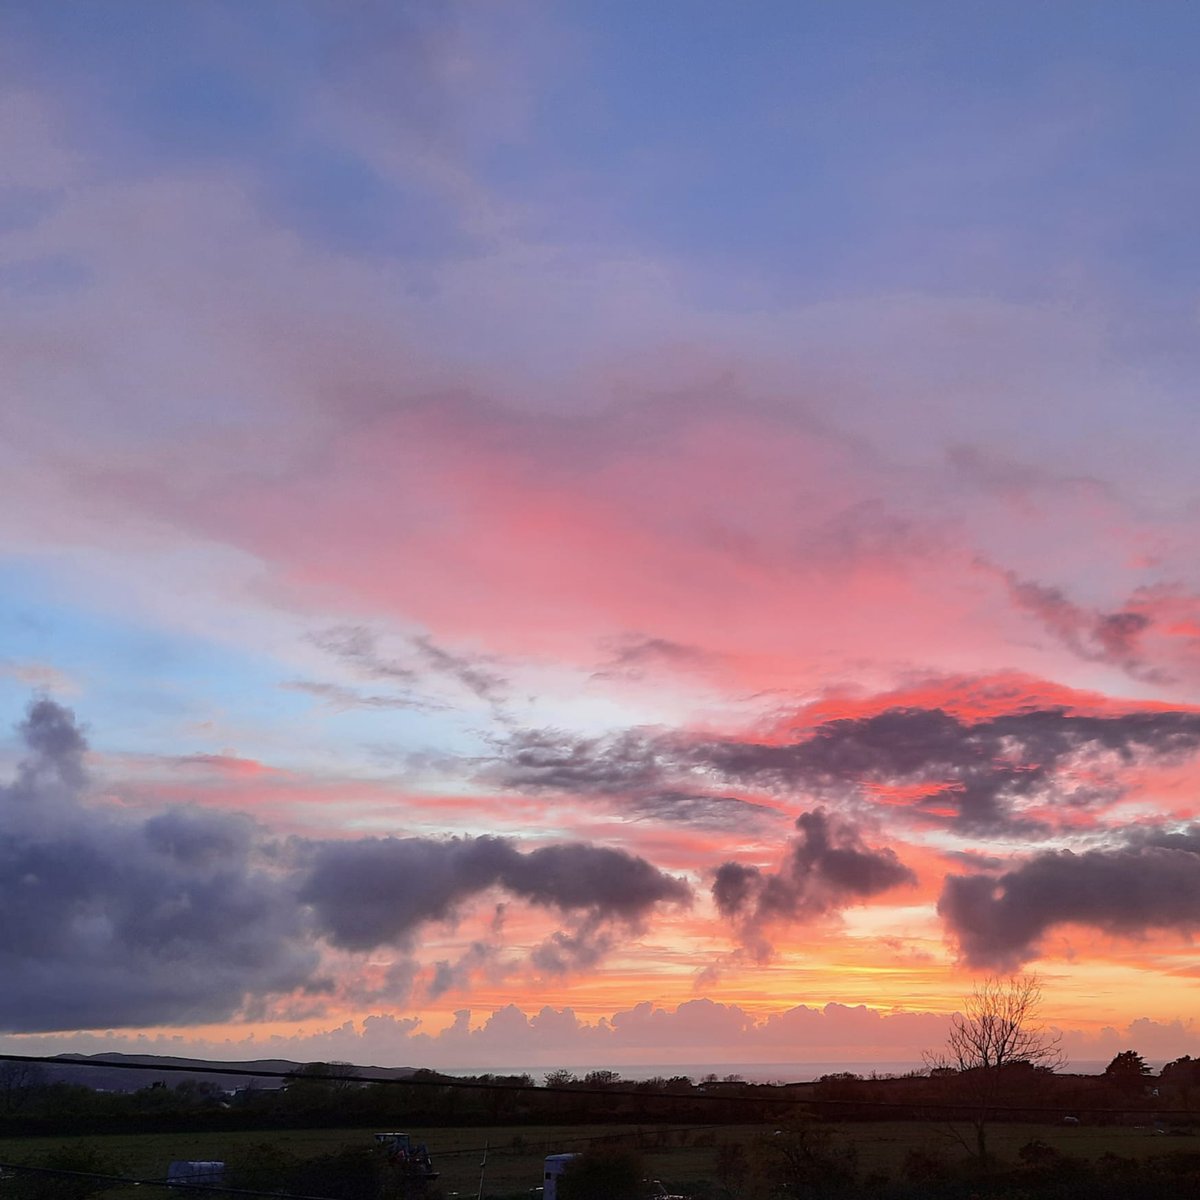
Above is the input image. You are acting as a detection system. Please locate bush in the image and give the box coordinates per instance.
[758,1121,858,1199]
[900,1147,949,1186]
[557,1147,644,1200]
[1018,1139,1064,1167]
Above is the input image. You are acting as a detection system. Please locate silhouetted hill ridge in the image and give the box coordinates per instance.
[35,1052,419,1092]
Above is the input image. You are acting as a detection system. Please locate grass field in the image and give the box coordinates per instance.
[1,1119,1195,1197]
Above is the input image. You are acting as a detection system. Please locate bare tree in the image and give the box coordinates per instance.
[942,975,1063,1073]
[926,975,1064,1163]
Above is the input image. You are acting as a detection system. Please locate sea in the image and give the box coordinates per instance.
[437,1060,1120,1084]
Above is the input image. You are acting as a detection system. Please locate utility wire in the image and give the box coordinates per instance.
[0,1159,340,1199]
[435,1123,731,1158]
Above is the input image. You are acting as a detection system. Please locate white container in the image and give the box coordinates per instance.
[167,1161,225,1187]
[542,1152,579,1200]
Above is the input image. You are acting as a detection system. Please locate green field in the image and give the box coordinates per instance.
[1,1119,1195,1197]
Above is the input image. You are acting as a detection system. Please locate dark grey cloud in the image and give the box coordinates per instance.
[8,697,88,796]
[712,809,915,955]
[695,709,1200,788]
[492,733,776,831]
[939,825,1200,969]
[298,834,691,952]
[496,731,781,830]
[512,841,691,917]
[1004,572,1164,683]
[627,791,781,832]
[1132,825,1200,854]
[428,940,496,1000]
[0,701,318,1032]
[498,728,668,796]
[498,706,1200,834]
[2,700,690,1031]
[701,706,1200,832]
[711,862,762,920]
[530,915,615,976]
[297,836,507,951]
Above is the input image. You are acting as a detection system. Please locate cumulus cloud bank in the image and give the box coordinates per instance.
[0,997,958,1070]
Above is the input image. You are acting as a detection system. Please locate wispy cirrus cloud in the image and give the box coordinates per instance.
[593,634,721,682]
[281,679,438,712]
[306,624,507,706]
[308,626,419,684]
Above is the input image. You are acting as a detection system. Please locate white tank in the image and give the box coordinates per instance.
[167,1161,225,1187]
[542,1152,579,1200]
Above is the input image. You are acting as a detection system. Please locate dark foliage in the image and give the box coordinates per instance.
[557,1146,644,1200]
[1103,1051,1151,1094]
[759,1121,859,1199]
[4,1143,127,1199]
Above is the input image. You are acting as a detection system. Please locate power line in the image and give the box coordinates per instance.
[436,1122,732,1159]
[0,1051,773,1102]
[0,1159,340,1199]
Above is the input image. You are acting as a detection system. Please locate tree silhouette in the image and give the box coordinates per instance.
[926,975,1064,1163]
[1104,1050,1152,1095]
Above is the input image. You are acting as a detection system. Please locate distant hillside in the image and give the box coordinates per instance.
[34,1053,419,1093]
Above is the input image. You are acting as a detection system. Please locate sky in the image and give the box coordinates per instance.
[3,0,1200,1073]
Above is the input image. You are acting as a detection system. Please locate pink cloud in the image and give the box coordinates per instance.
[172,754,279,779]
[62,394,1048,703]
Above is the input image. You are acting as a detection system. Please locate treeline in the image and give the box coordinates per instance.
[808,1052,1200,1124]
[0,1063,779,1137]
[2,1051,1198,1139]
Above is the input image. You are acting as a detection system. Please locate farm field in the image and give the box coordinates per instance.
[1,1119,1196,1197]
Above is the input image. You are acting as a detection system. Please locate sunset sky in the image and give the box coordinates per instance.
[4,1,1200,1073]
